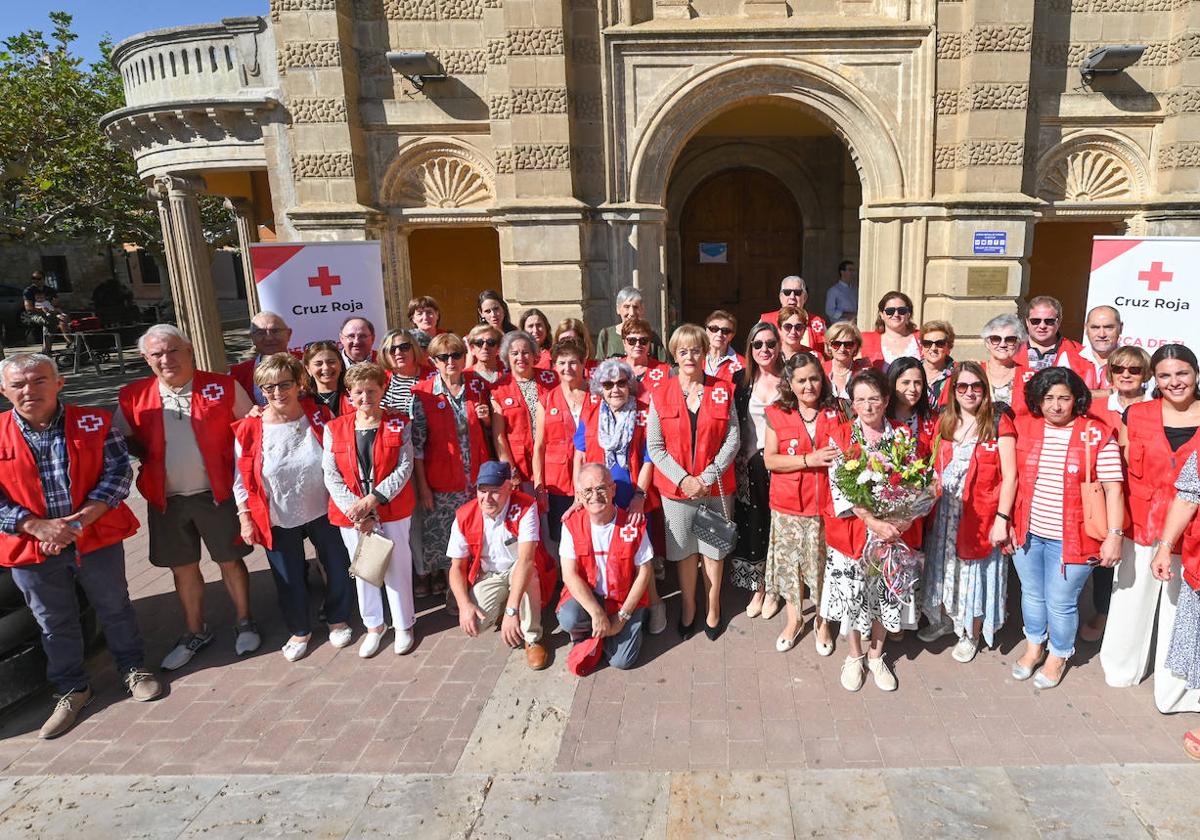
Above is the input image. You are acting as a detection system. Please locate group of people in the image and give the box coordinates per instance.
[2,280,1198,762]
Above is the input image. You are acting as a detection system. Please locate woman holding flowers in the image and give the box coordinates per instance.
[918,362,1017,663]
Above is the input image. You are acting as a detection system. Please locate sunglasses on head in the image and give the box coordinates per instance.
[624,336,650,346]
[985,335,1019,347]
[1028,317,1058,326]
[706,325,734,336]
[470,338,499,348]
[882,306,911,317]
[829,340,857,350]
[1109,364,1144,376]
[433,351,466,363]
[920,338,949,349]
[601,379,629,390]
[751,339,778,351]
[955,381,985,395]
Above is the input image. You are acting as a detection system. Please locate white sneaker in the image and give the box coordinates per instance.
[359,630,384,658]
[393,628,415,655]
[840,655,866,692]
[917,617,954,643]
[234,619,261,656]
[867,655,897,691]
[648,602,667,635]
[281,638,309,662]
[161,628,214,671]
[328,626,353,649]
[952,635,979,663]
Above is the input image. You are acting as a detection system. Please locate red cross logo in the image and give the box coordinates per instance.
[200,383,225,401]
[636,409,648,427]
[1022,370,1035,383]
[386,418,405,434]
[812,318,825,335]
[648,368,664,382]
[539,370,557,386]
[309,413,324,428]
[468,379,484,395]
[730,359,743,373]
[1082,426,1104,447]
[979,440,997,453]
[1138,261,1174,293]
[711,388,728,404]
[619,523,638,542]
[508,504,522,523]
[76,414,103,433]
[308,266,342,297]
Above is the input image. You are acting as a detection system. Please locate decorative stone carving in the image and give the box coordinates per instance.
[961,140,1024,167]
[1169,33,1200,63]
[487,38,508,64]
[1159,142,1200,170]
[967,84,1029,111]
[936,33,963,60]
[1040,149,1133,202]
[1167,88,1200,115]
[384,0,437,18]
[290,97,348,122]
[273,0,338,10]
[438,0,484,18]
[437,49,488,74]
[293,152,355,178]
[507,29,565,56]
[514,143,571,170]
[489,93,513,118]
[934,145,958,169]
[396,156,493,207]
[512,87,568,114]
[969,25,1032,53]
[934,91,960,115]
[280,41,342,68]
[495,147,515,174]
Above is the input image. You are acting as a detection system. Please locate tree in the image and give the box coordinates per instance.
[0,11,232,250]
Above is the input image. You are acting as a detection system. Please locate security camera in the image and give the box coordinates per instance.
[385,51,447,88]
[1080,45,1147,85]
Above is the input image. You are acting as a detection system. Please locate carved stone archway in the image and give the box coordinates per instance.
[1035,130,1151,210]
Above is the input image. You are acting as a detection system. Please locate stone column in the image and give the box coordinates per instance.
[149,183,190,338]
[153,175,227,372]
[224,197,260,319]
[601,205,668,335]
[379,223,413,333]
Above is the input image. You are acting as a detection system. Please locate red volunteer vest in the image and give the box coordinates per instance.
[412,374,492,492]
[0,407,140,567]
[579,394,658,511]
[709,354,747,383]
[118,371,239,511]
[1010,340,1091,417]
[759,312,826,355]
[1124,399,1200,550]
[229,358,257,404]
[325,410,415,525]
[650,375,737,500]
[232,409,326,550]
[558,507,650,612]
[932,415,1015,560]
[539,386,584,496]
[1012,415,1110,566]
[765,405,839,517]
[453,492,557,604]
[859,330,922,368]
[493,372,555,481]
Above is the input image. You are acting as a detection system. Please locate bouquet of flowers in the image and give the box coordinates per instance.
[830,425,937,602]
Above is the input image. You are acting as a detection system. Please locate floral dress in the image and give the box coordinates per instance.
[1166,452,1200,689]
[920,436,1008,646]
[411,379,473,575]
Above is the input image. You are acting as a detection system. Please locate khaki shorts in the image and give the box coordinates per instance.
[148,492,252,568]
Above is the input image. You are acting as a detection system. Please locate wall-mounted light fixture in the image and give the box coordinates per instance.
[1080,45,1147,86]
[386,51,447,89]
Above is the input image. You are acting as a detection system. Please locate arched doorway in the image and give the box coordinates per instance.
[679,168,802,334]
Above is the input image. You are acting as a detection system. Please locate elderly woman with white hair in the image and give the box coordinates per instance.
[594,285,668,362]
[981,313,1028,414]
[492,331,557,489]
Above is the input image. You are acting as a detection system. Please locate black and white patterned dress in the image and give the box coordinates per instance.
[1166,452,1200,689]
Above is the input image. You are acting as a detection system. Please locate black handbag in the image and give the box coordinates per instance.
[690,474,738,555]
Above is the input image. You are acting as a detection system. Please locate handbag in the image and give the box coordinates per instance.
[1080,426,1110,542]
[349,529,394,587]
[690,474,738,555]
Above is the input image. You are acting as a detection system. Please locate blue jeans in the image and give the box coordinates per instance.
[556,597,646,670]
[1012,535,1093,658]
[264,515,353,636]
[11,543,144,694]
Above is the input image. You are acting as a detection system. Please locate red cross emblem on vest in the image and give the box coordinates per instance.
[636,409,648,427]
[1082,426,1104,447]
[309,413,324,428]
[619,523,638,542]
[468,378,484,395]
[508,504,522,523]
[730,359,743,373]
[979,440,997,453]
[386,418,405,434]
[539,370,556,386]
[1022,370,1035,383]
[648,368,664,382]
[77,414,103,433]
[812,319,825,335]
[200,383,225,401]
[711,388,728,405]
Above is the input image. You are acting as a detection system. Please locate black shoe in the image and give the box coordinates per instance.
[678,617,696,640]
[704,621,723,641]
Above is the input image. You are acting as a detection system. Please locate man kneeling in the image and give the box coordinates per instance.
[447,461,548,670]
[558,463,653,670]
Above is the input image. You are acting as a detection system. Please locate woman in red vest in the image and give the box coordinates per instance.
[762,352,841,654]
[981,314,1025,416]
[233,354,353,662]
[647,323,740,641]
[519,308,553,369]
[1101,344,1200,715]
[465,324,505,385]
[918,362,1017,664]
[379,328,426,416]
[302,340,350,421]
[621,318,671,385]
[321,363,418,657]
[492,331,557,488]
[1010,367,1125,689]
[411,333,493,604]
[533,338,589,543]
[859,291,920,372]
[822,321,867,406]
[704,310,746,382]
[1148,447,1200,759]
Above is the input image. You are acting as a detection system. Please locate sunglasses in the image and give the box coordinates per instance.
[955,382,985,395]
[1109,364,1144,376]
[751,340,778,351]
[1028,317,1058,326]
[601,379,629,390]
[706,325,734,336]
[780,287,804,297]
[829,340,857,350]
[624,336,650,346]
[985,335,1019,347]
[781,322,807,332]
[920,338,949,349]
[433,351,466,363]
[387,343,413,354]
[470,338,499,348]
[882,306,911,317]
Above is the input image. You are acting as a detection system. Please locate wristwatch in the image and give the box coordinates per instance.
[617,609,633,622]
[1108,528,1124,537]
[504,606,519,617]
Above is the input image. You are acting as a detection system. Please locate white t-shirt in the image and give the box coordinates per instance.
[559,514,653,597]
[1029,421,1124,540]
[446,502,540,574]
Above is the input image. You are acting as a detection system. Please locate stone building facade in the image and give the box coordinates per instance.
[102,0,1200,371]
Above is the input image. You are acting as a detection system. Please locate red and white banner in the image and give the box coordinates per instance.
[249,242,388,352]
[1086,237,1200,351]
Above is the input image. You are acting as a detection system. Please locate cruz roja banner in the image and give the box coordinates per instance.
[1086,236,1200,351]
[249,241,388,352]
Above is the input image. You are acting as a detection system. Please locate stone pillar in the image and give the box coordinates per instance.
[153,175,227,372]
[379,223,413,333]
[601,205,668,336]
[224,198,260,319]
[149,184,190,338]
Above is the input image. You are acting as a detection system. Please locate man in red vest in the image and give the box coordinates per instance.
[446,461,548,669]
[229,311,293,406]
[557,462,654,670]
[0,353,160,739]
[116,325,257,671]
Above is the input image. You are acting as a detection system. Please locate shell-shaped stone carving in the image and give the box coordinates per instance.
[398,156,492,208]
[1042,149,1132,202]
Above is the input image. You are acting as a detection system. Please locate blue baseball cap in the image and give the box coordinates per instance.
[476,461,512,487]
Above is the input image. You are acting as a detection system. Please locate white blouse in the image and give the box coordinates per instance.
[233,417,329,530]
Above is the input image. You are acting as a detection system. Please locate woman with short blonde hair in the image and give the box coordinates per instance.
[378,328,425,416]
[465,324,504,384]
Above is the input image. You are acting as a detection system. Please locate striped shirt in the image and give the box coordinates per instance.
[1028,421,1123,539]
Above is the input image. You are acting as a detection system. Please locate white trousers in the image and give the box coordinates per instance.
[1099,540,1200,714]
[340,518,415,632]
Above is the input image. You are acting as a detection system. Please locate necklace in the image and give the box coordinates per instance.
[798,406,819,423]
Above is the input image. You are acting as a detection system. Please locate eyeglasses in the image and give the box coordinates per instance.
[882,306,911,317]
[920,338,949,349]
[1109,364,1144,376]
[624,336,650,346]
[706,325,734,336]
[387,343,413,354]
[579,485,611,501]
[470,338,499,349]
[781,322,807,333]
[780,287,804,297]
[260,380,295,394]
[751,340,778,351]
[852,396,884,406]
[985,335,1019,347]
[1028,317,1058,326]
[250,327,288,336]
[955,382,985,395]
[433,352,466,363]
[829,340,857,350]
[601,379,629,390]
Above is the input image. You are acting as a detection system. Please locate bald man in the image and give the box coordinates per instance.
[1081,305,1124,396]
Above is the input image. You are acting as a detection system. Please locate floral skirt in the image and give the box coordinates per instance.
[764,512,825,607]
[416,490,472,575]
[819,546,903,636]
[730,452,771,591]
[1166,584,1200,690]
